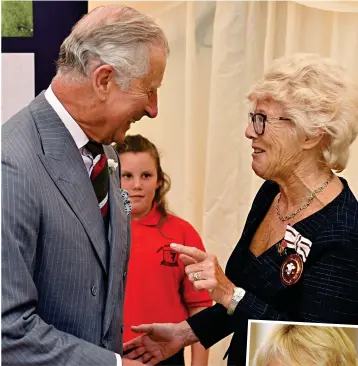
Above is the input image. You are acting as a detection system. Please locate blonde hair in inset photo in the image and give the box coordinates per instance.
[248,53,358,172]
[252,324,358,366]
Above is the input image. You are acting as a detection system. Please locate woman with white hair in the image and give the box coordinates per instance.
[123,53,358,366]
[252,324,357,366]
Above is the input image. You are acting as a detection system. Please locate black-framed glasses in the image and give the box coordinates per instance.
[248,112,291,135]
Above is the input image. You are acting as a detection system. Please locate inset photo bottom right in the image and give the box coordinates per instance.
[247,320,358,366]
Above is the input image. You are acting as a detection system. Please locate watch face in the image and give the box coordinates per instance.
[233,289,240,300]
[233,287,245,301]
[228,288,245,315]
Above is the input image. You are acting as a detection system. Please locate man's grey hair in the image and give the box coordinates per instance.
[56,5,169,88]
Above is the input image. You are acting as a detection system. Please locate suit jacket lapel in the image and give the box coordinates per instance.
[31,92,108,274]
[102,169,129,336]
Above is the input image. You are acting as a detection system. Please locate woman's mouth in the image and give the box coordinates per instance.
[252,148,265,156]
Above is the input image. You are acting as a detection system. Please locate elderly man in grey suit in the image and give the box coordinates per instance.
[2,5,168,366]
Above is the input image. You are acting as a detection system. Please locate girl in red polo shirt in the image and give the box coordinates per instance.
[116,135,212,366]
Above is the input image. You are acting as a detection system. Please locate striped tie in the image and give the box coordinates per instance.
[86,141,110,231]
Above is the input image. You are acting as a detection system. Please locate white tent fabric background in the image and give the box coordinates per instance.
[89,2,358,365]
[1,53,35,123]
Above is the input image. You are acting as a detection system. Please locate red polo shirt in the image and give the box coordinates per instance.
[123,203,213,342]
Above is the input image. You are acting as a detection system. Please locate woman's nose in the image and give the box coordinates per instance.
[245,121,258,140]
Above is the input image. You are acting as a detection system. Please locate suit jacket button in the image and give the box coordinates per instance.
[102,339,108,348]
[123,271,127,279]
[91,285,97,296]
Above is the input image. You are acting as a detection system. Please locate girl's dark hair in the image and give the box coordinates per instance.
[115,134,171,218]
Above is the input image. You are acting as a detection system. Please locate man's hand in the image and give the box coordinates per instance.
[122,358,147,366]
[123,322,198,365]
[122,359,147,366]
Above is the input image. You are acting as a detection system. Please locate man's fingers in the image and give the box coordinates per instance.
[170,243,207,262]
[179,253,196,266]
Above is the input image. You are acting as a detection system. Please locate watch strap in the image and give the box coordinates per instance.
[227,287,246,315]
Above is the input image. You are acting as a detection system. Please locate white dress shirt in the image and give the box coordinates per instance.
[45,85,97,175]
[44,86,122,366]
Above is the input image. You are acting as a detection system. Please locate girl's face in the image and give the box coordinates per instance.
[120,152,159,219]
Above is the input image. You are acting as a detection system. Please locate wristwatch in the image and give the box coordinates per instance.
[227,287,246,315]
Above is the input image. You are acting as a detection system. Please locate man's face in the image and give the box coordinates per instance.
[97,47,166,144]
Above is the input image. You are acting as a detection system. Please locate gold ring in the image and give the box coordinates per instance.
[193,272,200,281]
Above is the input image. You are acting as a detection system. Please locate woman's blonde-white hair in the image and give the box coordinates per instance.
[248,53,358,172]
[252,324,357,366]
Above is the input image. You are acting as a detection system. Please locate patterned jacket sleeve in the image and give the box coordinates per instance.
[188,220,358,348]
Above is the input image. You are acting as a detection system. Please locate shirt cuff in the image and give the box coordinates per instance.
[115,353,122,366]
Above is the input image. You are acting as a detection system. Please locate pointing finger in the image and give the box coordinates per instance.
[170,243,207,262]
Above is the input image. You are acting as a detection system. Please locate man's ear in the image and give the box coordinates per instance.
[92,64,116,101]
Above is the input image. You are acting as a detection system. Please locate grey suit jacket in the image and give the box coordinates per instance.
[1,92,130,366]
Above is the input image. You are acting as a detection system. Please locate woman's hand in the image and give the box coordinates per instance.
[123,321,197,365]
[170,243,235,309]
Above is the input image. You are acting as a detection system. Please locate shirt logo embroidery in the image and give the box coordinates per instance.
[157,245,178,267]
